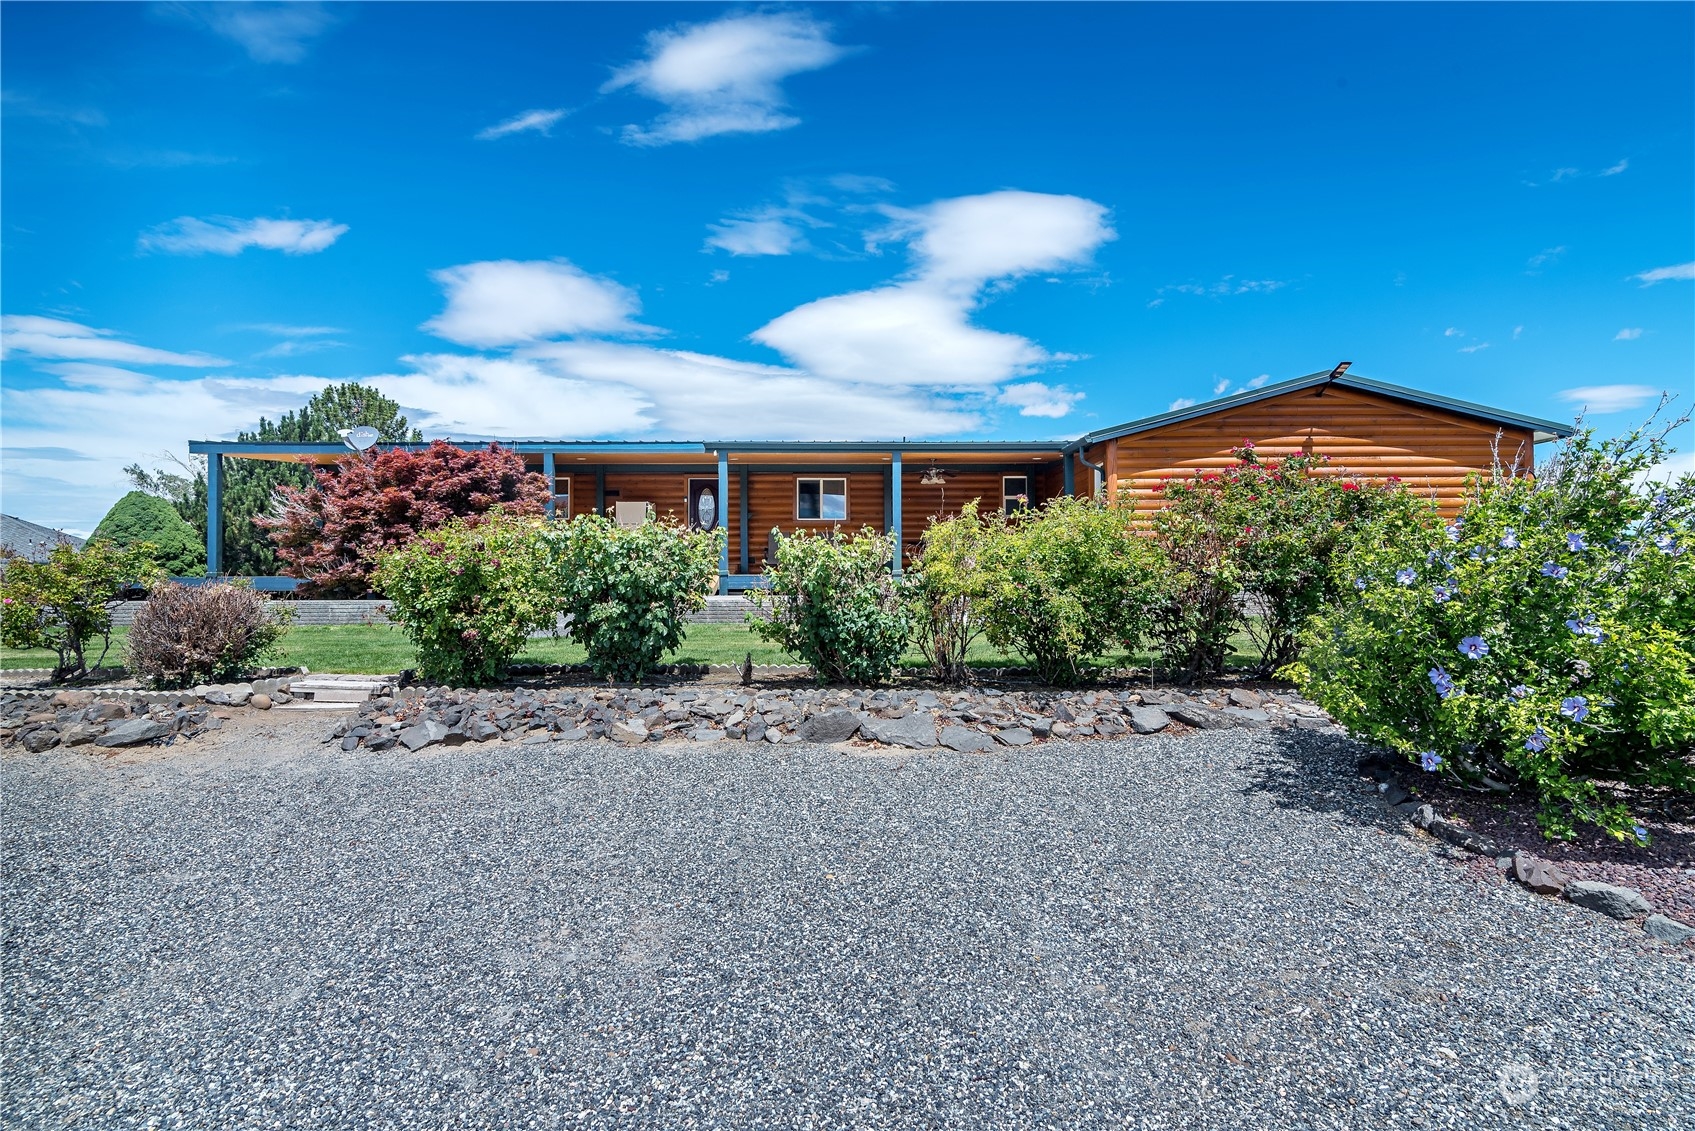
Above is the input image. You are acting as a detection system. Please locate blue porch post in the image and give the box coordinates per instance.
[738,465,750,574]
[890,451,903,577]
[543,452,556,518]
[717,449,730,594]
[205,453,223,576]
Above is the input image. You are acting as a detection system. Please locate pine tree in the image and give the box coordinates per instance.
[90,491,206,576]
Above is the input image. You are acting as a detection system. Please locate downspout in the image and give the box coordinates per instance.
[1074,442,1106,499]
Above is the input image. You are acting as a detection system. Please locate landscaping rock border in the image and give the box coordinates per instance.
[1355,751,1693,948]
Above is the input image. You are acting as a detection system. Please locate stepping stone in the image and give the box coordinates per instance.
[1128,707,1170,734]
[95,718,172,747]
[797,710,861,743]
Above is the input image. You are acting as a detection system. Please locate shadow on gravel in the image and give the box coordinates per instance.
[1236,728,1411,839]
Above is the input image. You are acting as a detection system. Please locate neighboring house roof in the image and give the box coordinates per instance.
[0,514,85,562]
[1077,370,1576,447]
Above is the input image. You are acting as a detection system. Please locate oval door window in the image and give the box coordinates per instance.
[697,489,716,530]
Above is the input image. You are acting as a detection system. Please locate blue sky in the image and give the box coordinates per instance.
[3,1,1691,532]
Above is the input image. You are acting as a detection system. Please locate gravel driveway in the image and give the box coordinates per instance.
[4,721,1690,1129]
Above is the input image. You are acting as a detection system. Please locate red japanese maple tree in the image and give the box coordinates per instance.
[257,441,551,597]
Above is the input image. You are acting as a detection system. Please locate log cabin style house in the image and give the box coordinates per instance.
[189,366,1572,593]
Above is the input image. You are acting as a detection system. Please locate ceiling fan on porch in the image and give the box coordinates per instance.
[918,463,956,486]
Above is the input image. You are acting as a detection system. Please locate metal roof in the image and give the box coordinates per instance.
[1077,370,1575,446]
[1,514,85,561]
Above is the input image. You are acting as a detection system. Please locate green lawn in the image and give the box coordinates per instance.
[3,621,1264,676]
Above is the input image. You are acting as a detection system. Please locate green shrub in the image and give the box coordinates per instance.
[371,513,556,686]
[91,490,205,576]
[125,581,290,688]
[907,503,995,683]
[1151,446,1425,680]
[971,495,1165,686]
[539,514,721,682]
[1289,422,1695,841]
[751,528,912,684]
[1,540,162,681]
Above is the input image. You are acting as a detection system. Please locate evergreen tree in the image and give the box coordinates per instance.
[90,491,206,576]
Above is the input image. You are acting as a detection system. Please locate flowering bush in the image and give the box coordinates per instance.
[371,513,556,686]
[261,441,550,597]
[971,496,1165,686]
[751,528,911,685]
[126,581,290,689]
[1151,445,1424,680]
[1,540,161,681]
[539,514,721,682]
[1290,421,1695,840]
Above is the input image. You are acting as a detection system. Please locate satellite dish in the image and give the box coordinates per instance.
[342,426,380,452]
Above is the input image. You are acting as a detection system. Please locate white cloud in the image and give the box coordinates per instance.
[476,108,568,141]
[179,2,338,64]
[1550,167,1580,182]
[239,323,344,337]
[706,214,807,256]
[1168,397,1197,411]
[1513,325,1524,340]
[753,190,1112,387]
[1638,451,1695,488]
[604,12,848,145]
[1245,373,1272,390]
[369,353,652,438]
[1,365,331,531]
[1157,275,1288,300]
[422,259,652,348]
[754,285,1049,387]
[1615,327,1644,341]
[1212,377,1230,396]
[1458,342,1490,354]
[520,340,978,439]
[2,91,106,127]
[1526,246,1565,271]
[890,191,1115,289]
[139,216,348,256]
[1444,327,1464,337]
[1602,158,1629,176]
[997,382,1083,419]
[1633,262,1695,286]
[708,269,730,285]
[1557,384,1661,413]
[1,315,229,367]
[255,338,345,359]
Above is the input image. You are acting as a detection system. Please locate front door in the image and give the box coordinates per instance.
[687,478,720,531]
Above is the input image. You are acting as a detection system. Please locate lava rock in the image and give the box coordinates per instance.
[1168,704,1237,731]
[1644,914,1695,945]
[610,718,650,745]
[1427,818,1498,856]
[1128,707,1170,734]
[1511,851,1570,895]
[399,719,450,752]
[797,710,861,744]
[994,727,1034,747]
[95,718,173,747]
[860,712,937,749]
[1564,880,1653,920]
[939,725,996,753]
[1227,688,1263,709]
[20,728,60,752]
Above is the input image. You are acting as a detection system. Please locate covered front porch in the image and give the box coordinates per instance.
[188,439,1092,593]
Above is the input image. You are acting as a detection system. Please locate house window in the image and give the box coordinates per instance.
[551,475,570,518]
[796,477,848,521]
[1003,475,1031,512]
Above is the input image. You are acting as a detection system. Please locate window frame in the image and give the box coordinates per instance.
[1002,474,1031,513]
[795,476,850,522]
[551,474,571,518]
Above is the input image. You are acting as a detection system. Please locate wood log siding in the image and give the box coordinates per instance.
[1105,385,1535,519]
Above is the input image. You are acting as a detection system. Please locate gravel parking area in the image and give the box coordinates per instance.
[4,722,1691,1129]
